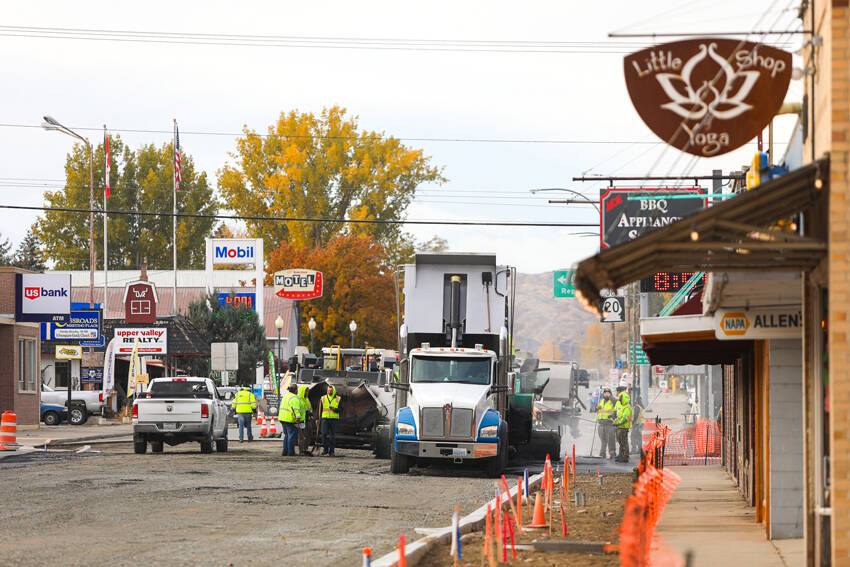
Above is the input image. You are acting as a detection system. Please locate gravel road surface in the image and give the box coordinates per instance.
[0,441,501,566]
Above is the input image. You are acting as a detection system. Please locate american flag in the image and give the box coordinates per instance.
[104,129,111,198]
[174,122,181,190]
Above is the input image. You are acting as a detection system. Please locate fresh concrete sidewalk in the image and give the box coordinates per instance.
[13,423,134,447]
[655,466,803,567]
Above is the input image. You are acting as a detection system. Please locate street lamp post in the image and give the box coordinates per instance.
[275,315,284,368]
[308,317,316,354]
[43,116,94,416]
[42,115,95,310]
[349,320,357,349]
[530,187,601,213]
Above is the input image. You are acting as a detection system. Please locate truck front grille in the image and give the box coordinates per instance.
[420,407,474,440]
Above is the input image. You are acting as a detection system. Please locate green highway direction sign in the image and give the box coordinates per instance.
[554,270,575,298]
[629,341,649,365]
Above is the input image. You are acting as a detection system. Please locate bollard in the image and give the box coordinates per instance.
[574,492,579,507]
[361,547,372,567]
[581,492,587,507]
[0,411,17,451]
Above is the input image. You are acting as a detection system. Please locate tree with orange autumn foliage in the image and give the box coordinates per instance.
[218,106,445,259]
[268,234,397,350]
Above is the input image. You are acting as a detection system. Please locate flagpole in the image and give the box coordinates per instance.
[172,119,178,319]
[103,125,109,321]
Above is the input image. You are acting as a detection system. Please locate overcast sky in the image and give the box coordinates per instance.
[0,0,803,273]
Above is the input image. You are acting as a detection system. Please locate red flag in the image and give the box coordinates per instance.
[104,130,111,198]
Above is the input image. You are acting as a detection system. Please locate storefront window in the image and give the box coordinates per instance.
[17,339,37,392]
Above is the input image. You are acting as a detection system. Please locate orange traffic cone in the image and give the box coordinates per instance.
[268,417,278,438]
[526,491,548,528]
[258,412,268,438]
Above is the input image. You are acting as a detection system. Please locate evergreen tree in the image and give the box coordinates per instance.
[14,229,46,272]
[0,232,11,265]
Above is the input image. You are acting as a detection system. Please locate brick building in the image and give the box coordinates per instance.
[0,267,41,427]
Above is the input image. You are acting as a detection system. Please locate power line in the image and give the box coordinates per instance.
[0,203,597,228]
[0,122,791,146]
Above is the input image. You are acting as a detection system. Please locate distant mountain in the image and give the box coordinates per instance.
[513,271,597,361]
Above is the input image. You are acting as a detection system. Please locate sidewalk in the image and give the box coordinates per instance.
[655,466,803,567]
[13,423,134,447]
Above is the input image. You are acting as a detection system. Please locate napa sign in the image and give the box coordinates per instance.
[714,307,802,340]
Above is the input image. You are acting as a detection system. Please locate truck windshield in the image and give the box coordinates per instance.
[410,356,491,385]
[148,381,212,399]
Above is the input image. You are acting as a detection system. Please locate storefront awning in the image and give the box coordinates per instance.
[574,158,829,308]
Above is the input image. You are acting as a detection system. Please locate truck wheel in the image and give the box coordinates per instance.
[134,440,147,454]
[216,437,228,453]
[69,406,87,426]
[43,411,60,426]
[200,438,214,454]
[374,426,391,460]
[390,443,410,474]
[485,426,509,478]
[151,441,164,453]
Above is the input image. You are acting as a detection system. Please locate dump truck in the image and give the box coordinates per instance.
[389,253,561,477]
[296,346,396,456]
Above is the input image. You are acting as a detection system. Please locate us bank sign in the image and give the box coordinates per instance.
[624,39,792,157]
[714,307,802,340]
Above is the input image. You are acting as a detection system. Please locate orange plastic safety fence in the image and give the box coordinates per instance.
[663,419,721,466]
[618,422,682,567]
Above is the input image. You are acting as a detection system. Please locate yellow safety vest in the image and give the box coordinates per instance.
[321,394,340,419]
[596,398,615,421]
[234,389,256,414]
[297,386,310,422]
[278,392,299,423]
[614,395,633,429]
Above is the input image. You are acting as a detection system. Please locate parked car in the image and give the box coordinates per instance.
[217,386,239,424]
[41,385,104,424]
[40,403,68,426]
[132,377,229,454]
[576,368,590,388]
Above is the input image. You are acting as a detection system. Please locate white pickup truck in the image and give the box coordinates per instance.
[132,377,229,454]
[41,385,105,425]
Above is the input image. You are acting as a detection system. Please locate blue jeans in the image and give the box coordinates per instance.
[282,423,298,455]
[321,419,338,454]
[237,414,253,441]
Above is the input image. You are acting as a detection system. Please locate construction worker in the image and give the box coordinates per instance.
[589,385,601,412]
[596,387,616,459]
[320,384,341,456]
[630,394,645,454]
[614,389,633,462]
[233,385,257,442]
[296,384,314,456]
[278,383,301,456]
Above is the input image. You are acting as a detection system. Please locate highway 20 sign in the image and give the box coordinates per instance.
[553,270,575,298]
[600,296,625,323]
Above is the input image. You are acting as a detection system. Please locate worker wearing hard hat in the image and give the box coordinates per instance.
[320,384,341,456]
[296,384,313,456]
[613,389,633,463]
[278,383,301,456]
[596,387,616,459]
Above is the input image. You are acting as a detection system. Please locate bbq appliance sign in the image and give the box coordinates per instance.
[114,327,168,354]
[624,39,792,157]
[600,187,706,249]
[274,269,323,300]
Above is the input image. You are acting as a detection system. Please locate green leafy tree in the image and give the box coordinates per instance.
[186,292,267,384]
[14,228,46,272]
[218,106,445,258]
[36,135,218,270]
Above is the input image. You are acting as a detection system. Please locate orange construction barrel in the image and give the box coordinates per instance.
[0,410,17,451]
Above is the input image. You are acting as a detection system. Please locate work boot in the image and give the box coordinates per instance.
[321,449,328,455]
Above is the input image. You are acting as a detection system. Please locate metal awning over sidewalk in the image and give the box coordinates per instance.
[574,158,829,308]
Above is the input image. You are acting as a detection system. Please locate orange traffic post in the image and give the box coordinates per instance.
[516,477,523,528]
[494,483,502,553]
[505,509,517,561]
[398,534,406,567]
[500,475,521,535]
[0,410,17,451]
[484,503,492,564]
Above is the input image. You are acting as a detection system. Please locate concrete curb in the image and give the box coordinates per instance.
[372,471,545,567]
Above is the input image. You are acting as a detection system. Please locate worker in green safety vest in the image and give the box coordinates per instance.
[320,385,341,456]
[596,387,616,459]
[614,388,633,463]
[278,384,301,457]
[296,384,313,456]
[233,386,256,442]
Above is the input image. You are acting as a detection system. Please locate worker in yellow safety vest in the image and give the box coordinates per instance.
[320,385,341,456]
[596,387,616,459]
[296,385,313,456]
[278,384,301,456]
[233,386,257,442]
[613,389,633,463]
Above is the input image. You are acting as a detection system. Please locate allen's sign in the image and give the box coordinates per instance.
[714,308,802,340]
[624,40,792,156]
[274,269,323,300]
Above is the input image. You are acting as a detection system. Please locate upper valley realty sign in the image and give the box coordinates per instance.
[600,187,706,249]
[624,40,792,157]
[114,327,168,354]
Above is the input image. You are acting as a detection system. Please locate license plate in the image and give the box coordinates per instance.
[162,423,178,431]
[452,448,467,457]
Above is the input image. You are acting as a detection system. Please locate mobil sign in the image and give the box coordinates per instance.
[274,269,323,300]
[212,238,257,265]
[15,273,71,323]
